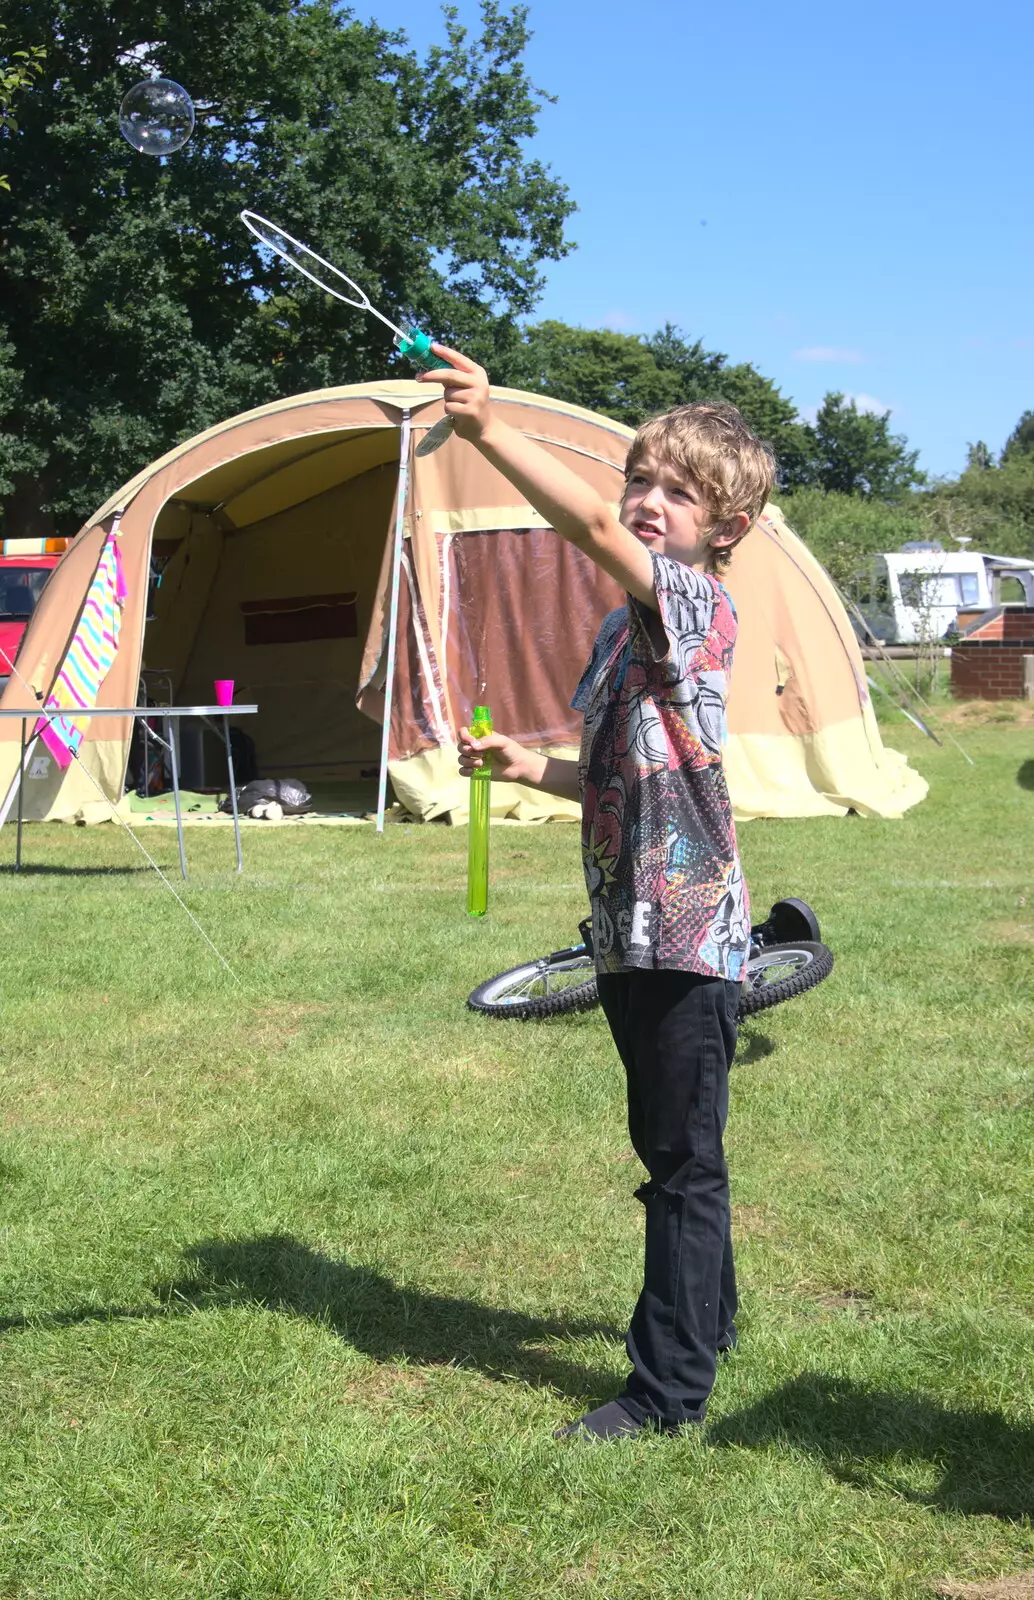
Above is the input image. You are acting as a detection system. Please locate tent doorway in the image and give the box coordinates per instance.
[142,426,401,811]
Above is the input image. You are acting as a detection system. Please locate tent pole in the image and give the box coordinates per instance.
[376,410,411,834]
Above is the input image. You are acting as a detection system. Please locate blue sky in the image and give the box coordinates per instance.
[369,0,1031,479]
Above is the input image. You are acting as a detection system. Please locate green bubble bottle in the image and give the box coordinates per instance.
[467,705,492,917]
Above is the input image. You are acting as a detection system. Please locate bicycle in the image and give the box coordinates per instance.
[467,897,833,1022]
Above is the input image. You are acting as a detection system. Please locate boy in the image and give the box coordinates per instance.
[422,349,775,1439]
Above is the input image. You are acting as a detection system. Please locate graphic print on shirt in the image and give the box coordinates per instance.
[571,553,749,979]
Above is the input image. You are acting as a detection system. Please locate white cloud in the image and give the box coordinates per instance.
[600,309,638,333]
[797,393,896,426]
[850,392,894,416]
[792,346,866,364]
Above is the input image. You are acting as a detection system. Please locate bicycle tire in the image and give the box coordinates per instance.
[466,947,598,1020]
[468,939,833,1022]
[738,940,834,1017]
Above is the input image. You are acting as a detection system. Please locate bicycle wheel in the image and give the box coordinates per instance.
[468,935,833,1023]
[738,940,833,1018]
[466,945,599,1019]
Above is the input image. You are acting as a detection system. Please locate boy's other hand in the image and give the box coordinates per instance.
[457,726,543,786]
[418,347,492,442]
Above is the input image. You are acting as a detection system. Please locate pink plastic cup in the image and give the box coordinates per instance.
[214,679,234,707]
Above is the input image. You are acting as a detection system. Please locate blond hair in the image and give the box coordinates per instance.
[625,401,776,572]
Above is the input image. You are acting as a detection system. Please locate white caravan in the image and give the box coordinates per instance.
[850,544,1034,645]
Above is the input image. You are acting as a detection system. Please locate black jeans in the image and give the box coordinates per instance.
[597,968,739,1428]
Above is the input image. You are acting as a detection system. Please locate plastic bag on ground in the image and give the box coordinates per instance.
[219,777,312,816]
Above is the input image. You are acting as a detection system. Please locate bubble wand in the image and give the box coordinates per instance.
[239,211,455,455]
[467,705,493,917]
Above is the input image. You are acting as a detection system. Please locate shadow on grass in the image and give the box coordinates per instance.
[1,1234,623,1402]
[712,1372,1034,1521]
[0,863,151,877]
[1017,760,1034,792]
[736,1030,776,1066]
[165,1235,622,1398]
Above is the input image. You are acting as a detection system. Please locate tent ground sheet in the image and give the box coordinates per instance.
[126,778,384,825]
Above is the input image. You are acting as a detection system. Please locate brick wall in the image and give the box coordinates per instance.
[950,606,1034,699]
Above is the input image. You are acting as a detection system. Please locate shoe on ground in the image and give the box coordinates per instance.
[555,1399,645,1441]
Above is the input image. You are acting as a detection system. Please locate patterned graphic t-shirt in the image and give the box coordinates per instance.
[571,552,749,979]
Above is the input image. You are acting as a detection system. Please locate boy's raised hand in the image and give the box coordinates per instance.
[418,347,492,442]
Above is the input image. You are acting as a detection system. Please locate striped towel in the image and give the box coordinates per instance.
[37,532,127,770]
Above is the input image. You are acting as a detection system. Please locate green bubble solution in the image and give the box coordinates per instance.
[467,705,492,917]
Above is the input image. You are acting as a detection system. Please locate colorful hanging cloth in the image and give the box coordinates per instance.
[36,532,127,770]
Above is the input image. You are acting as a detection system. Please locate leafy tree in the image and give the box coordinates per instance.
[0,24,44,191]
[0,0,574,534]
[0,335,39,513]
[965,440,995,471]
[503,319,810,479]
[790,392,924,500]
[915,410,1034,562]
[1002,409,1034,462]
[644,324,812,476]
[503,321,675,423]
[639,323,727,404]
[775,486,926,590]
[932,452,1034,559]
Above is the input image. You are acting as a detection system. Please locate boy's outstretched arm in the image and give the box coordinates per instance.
[420,347,657,610]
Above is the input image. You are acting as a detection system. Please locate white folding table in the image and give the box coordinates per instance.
[0,704,258,878]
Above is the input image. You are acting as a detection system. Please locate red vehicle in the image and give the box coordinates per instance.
[0,538,70,691]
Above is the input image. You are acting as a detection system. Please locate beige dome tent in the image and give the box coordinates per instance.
[0,380,926,827]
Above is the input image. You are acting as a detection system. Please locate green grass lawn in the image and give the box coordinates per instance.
[1,723,1031,1599]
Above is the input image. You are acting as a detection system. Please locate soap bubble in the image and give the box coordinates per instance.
[119,78,195,156]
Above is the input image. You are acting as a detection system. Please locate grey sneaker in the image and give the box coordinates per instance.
[555,1400,645,1441]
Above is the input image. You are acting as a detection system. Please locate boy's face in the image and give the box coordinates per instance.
[620,452,747,570]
